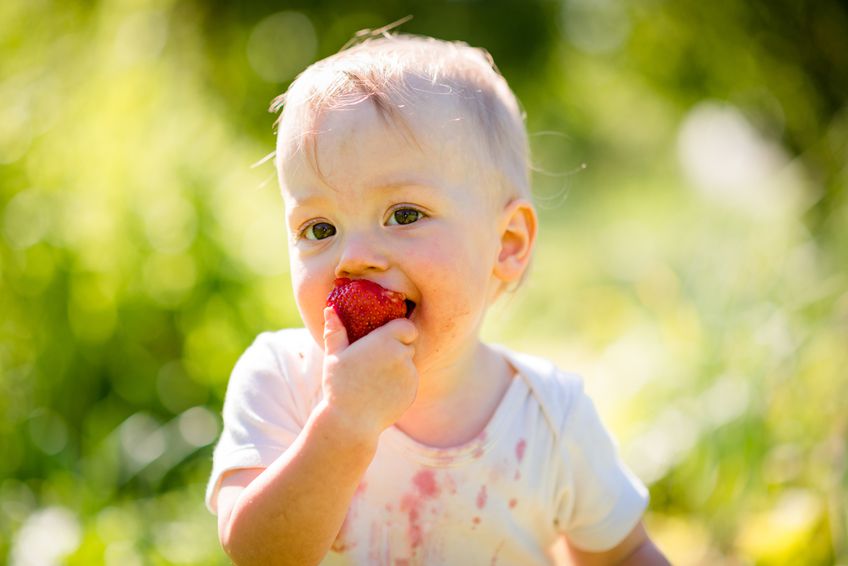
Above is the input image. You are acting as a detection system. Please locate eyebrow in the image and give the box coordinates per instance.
[287,193,329,208]
[288,181,441,207]
[372,182,443,195]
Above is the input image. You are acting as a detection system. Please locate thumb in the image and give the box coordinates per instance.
[323,306,349,355]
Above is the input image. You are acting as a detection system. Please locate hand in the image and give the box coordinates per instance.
[320,306,419,441]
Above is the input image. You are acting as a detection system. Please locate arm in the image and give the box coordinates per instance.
[563,522,670,566]
[217,401,378,566]
[217,309,419,566]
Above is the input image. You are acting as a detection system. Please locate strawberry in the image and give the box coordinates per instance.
[326,278,411,343]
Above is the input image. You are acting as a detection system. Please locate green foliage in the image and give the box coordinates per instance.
[2,0,846,564]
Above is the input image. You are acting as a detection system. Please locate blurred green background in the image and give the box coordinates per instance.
[1,0,846,564]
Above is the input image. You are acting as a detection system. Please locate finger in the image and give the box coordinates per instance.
[323,306,349,355]
[381,317,418,345]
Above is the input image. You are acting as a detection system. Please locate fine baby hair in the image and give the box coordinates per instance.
[271,33,531,203]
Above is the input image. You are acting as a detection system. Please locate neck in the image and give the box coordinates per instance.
[416,337,485,400]
[395,340,513,448]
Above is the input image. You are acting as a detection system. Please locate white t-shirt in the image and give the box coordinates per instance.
[206,329,648,564]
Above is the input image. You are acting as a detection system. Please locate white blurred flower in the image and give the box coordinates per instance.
[11,506,81,566]
[677,101,806,215]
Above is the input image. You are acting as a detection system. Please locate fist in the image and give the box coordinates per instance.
[321,306,419,439]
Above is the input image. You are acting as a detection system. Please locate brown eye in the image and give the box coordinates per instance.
[389,209,422,226]
[305,222,336,240]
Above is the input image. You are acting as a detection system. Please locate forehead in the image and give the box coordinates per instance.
[277,90,494,204]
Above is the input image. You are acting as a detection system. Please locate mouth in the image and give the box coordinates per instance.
[405,299,416,319]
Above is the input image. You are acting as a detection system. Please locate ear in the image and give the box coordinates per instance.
[493,198,538,286]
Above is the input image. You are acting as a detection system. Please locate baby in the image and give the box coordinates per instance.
[206,34,668,565]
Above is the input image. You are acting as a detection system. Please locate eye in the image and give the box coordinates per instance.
[387,208,424,226]
[303,222,336,240]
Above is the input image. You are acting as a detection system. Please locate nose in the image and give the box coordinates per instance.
[334,231,390,278]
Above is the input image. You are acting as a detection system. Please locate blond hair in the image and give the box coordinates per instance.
[272,34,530,201]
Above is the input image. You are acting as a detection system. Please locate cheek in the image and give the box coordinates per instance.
[418,230,494,283]
[413,233,495,309]
[291,260,330,338]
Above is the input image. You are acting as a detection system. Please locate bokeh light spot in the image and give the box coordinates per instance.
[0,92,32,164]
[677,101,806,215]
[10,506,81,566]
[156,360,209,414]
[68,274,118,343]
[96,505,141,544]
[119,413,166,472]
[141,194,198,254]
[142,252,198,307]
[562,0,631,55]
[27,409,68,456]
[247,11,317,83]
[178,406,219,448]
[3,189,51,249]
[113,9,169,66]
[104,541,144,566]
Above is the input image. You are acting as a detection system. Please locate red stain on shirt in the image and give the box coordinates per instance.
[491,540,505,565]
[515,439,526,463]
[509,498,518,509]
[476,485,488,509]
[400,469,441,551]
[413,469,439,498]
[444,473,458,495]
[472,516,481,528]
[401,494,424,549]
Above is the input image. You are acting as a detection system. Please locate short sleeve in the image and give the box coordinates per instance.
[554,387,649,551]
[204,329,322,513]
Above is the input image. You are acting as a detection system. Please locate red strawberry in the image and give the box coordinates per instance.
[326,278,410,342]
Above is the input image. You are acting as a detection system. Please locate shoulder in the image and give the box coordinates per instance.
[224,328,322,406]
[245,327,318,361]
[233,328,319,377]
[492,345,588,439]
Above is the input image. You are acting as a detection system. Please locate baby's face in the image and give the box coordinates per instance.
[278,93,508,369]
